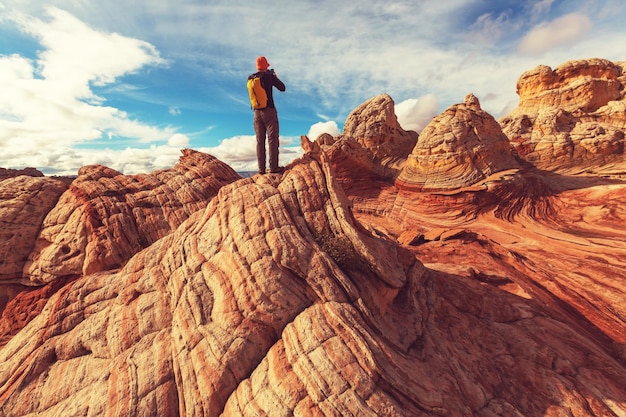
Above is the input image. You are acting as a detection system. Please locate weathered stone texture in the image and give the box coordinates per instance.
[1,58,626,417]
[320,94,418,181]
[500,58,626,172]
[0,153,425,416]
[396,93,519,191]
[0,167,44,181]
[24,149,241,285]
[0,176,69,285]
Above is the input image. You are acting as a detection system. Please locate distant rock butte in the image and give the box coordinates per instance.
[0,167,44,180]
[396,93,520,191]
[0,58,626,416]
[500,58,626,172]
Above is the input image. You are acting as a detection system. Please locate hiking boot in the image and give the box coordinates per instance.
[269,167,285,174]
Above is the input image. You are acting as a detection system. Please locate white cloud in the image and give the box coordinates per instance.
[518,12,592,55]
[307,121,341,141]
[168,133,190,147]
[17,7,166,93]
[3,135,303,175]
[530,0,556,19]
[3,1,626,177]
[0,6,175,171]
[204,135,257,163]
[395,94,439,133]
[0,144,182,176]
[193,135,303,172]
[468,11,516,44]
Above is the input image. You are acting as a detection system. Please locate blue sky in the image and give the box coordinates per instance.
[1,0,626,175]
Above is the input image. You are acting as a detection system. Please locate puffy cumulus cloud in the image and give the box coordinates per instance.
[168,133,190,147]
[307,121,341,141]
[0,7,175,171]
[5,136,305,176]
[23,7,166,87]
[394,94,439,133]
[518,12,592,55]
[3,132,302,175]
[169,106,182,116]
[196,135,303,172]
[3,144,184,176]
[203,135,257,164]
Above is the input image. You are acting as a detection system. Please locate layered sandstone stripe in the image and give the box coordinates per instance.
[500,58,626,172]
[0,149,240,345]
[0,175,69,285]
[1,148,625,416]
[1,58,626,416]
[25,149,241,285]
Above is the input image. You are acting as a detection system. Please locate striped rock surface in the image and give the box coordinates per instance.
[0,149,240,345]
[500,58,626,172]
[321,94,418,182]
[395,93,519,191]
[1,147,625,416]
[0,175,69,285]
[24,149,241,285]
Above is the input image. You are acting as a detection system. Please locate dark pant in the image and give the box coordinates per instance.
[254,107,280,172]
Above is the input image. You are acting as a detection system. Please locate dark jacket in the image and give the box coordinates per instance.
[253,70,286,109]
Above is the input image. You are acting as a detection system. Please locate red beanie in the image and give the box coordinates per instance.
[256,56,269,70]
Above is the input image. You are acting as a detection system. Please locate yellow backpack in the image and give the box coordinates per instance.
[247,74,267,109]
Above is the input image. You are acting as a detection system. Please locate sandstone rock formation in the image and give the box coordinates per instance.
[500,58,626,172]
[0,167,44,181]
[0,144,625,416]
[318,94,418,182]
[0,151,426,416]
[0,149,240,346]
[396,93,520,191]
[0,175,69,315]
[1,59,626,417]
[24,149,241,285]
[0,176,69,284]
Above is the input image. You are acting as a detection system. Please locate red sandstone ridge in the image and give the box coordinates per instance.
[0,58,626,416]
[0,175,70,321]
[500,58,626,173]
[0,149,240,345]
[396,93,520,191]
[1,146,625,416]
[315,94,418,183]
[0,167,44,180]
[24,149,241,286]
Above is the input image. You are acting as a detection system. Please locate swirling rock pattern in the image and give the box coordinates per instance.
[24,149,241,285]
[1,147,625,416]
[396,94,519,191]
[1,57,626,416]
[0,152,426,416]
[0,176,69,285]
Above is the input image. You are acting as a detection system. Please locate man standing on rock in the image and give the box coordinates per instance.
[248,56,286,174]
